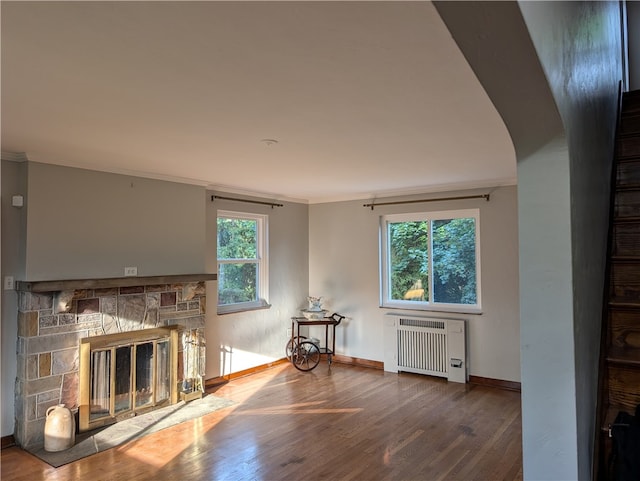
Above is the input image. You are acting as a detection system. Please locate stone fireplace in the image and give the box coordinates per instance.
[14,274,215,449]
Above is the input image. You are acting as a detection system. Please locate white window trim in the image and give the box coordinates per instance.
[217,210,270,315]
[380,208,482,314]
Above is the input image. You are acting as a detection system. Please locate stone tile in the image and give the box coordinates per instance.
[200,296,207,314]
[27,332,85,355]
[19,292,53,311]
[177,302,189,311]
[78,297,99,314]
[183,282,206,301]
[144,308,159,328]
[183,316,206,330]
[27,355,38,380]
[188,301,200,311]
[52,348,79,375]
[102,314,120,334]
[160,309,201,322]
[16,355,26,379]
[55,291,75,313]
[17,337,26,356]
[25,394,37,421]
[40,321,100,336]
[61,373,79,409]
[18,311,38,337]
[160,292,176,307]
[37,399,61,420]
[23,418,45,449]
[100,296,117,314]
[118,294,146,328]
[146,292,160,309]
[37,389,59,404]
[59,313,76,325]
[24,375,63,396]
[39,314,58,328]
[78,313,101,324]
[146,284,169,292]
[39,353,52,377]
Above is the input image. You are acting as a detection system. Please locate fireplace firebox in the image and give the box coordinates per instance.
[79,327,179,432]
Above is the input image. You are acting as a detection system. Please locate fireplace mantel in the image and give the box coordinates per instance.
[15,273,217,293]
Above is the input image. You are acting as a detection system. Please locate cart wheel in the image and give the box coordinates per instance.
[285,336,307,360]
[292,340,320,371]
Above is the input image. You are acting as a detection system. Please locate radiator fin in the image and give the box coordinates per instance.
[399,318,445,330]
[397,317,448,377]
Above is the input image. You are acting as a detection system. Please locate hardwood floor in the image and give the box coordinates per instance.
[1,363,522,481]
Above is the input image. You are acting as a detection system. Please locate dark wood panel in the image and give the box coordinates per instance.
[609,308,640,349]
[0,363,523,481]
[608,364,640,411]
[620,113,640,135]
[610,260,640,302]
[615,189,640,218]
[617,161,640,188]
[613,221,640,256]
[617,135,640,159]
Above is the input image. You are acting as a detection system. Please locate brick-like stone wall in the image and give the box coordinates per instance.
[15,281,207,449]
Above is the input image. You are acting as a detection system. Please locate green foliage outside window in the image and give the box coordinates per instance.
[432,218,477,304]
[217,217,259,306]
[387,216,477,306]
[389,221,429,302]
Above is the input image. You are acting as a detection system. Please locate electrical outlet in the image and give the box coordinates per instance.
[4,276,15,290]
[124,267,138,277]
[286,328,292,338]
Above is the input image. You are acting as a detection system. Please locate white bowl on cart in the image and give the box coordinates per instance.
[301,309,328,320]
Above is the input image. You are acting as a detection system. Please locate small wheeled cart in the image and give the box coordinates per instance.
[286,313,345,371]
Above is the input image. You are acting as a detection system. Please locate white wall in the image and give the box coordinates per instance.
[308,185,520,382]
[1,160,28,437]
[204,193,309,378]
[24,162,207,280]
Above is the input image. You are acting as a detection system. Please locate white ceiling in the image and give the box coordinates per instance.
[1,1,516,204]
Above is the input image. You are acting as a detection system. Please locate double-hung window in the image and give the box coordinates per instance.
[217,210,269,314]
[380,209,481,312]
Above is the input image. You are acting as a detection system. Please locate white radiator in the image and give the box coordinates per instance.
[383,314,467,383]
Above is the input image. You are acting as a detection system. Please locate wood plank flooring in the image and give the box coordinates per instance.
[1,363,522,480]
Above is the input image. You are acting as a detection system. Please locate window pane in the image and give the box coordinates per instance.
[217,218,257,259]
[135,342,154,408]
[388,221,429,302]
[114,346,132,414]
[218,262,258,305]
[432,218,477,304]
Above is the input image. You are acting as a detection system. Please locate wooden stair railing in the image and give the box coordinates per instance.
[595,88,640,481]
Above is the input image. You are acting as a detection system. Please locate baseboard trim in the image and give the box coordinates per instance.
[1,435,16,450]
[332,354,384,370]
[205,358,289,389]
[205,357,524,391]
[469,375,521,392]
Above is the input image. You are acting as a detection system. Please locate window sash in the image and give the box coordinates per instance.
[217,211,269,314]
[380,209,481,313]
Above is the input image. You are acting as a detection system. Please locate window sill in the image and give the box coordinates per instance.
[380,305,482,316]
[217,302,272,316]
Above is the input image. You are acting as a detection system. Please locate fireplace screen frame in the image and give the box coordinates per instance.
[79,326,179,432]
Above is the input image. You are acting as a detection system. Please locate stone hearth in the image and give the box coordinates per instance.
[14,274,215,449]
